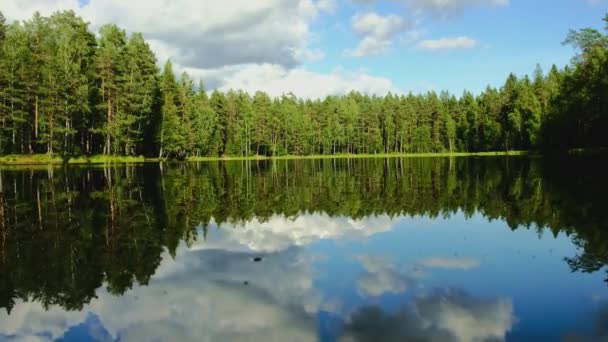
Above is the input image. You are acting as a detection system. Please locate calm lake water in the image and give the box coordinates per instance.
[0,156,606,341]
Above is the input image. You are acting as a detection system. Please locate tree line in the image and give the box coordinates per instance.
[0,156,606,312]
[0,11,606,158]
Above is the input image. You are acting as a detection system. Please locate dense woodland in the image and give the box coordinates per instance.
[0,11,606,158]
[0,157,606,311]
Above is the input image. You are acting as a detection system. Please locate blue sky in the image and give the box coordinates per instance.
[3,0,608,97]
[306,0,608,94]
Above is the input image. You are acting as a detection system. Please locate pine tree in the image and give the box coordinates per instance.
[49,11,97,156]
[251,91,271,156]
[158,60,184,158]
[0,10,607,158]
[96,24,127,155]
[209,90,227,156]
[123,32,158,155]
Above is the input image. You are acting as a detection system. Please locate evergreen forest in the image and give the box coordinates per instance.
[0,11,607,158]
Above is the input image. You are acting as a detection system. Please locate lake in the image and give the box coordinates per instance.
[0,156,606,341]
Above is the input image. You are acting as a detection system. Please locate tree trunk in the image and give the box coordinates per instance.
[106,94,111,155]
[34,96,39,139]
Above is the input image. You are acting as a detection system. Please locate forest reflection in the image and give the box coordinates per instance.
[0,156,606,313]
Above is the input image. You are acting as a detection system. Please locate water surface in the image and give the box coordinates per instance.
[0,157,606,341]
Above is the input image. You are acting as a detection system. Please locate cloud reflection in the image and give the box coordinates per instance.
[0,213,505,342]
[340,290,514,342]
[208,214,396,252]
[0,246,322,342]
[356,256,417,297]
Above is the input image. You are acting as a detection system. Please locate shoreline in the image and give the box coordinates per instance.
[0,151,535,166]
[187,151,535,162]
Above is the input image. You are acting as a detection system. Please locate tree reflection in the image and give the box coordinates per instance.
[0,155,605,313]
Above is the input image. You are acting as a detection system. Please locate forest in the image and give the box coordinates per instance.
[0,156,606,312]
[0,11,607,158]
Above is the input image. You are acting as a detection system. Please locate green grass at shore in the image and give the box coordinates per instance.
[67,155,150,164]
[0,151,534,165]
[0,154,156,165]
[0,154,64,165]
[187,151,533,162]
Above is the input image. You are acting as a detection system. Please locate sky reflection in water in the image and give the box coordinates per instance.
[1,213,605,341]
[0,157,606,341]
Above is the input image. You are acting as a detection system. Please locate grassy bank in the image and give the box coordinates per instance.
[0,154,157,165]
[0,154,64,165]
[67,155,153,164]
[0,151,535,165]
[187,151,534,162]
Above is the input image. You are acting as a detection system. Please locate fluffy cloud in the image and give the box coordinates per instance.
[406,0,509,18]
[340,290,515,342]
[349,0,509,18]
[0,0,80,20]
[2,0,398,98]
[356,256,416,296]
[0,211,504,342]
[0,212,401,341]
[316,0,338,12]
[206,213,397,252]
[194,63,399,98]
[0,247,323,342]
[355,255,480,297]
[0,247,504,342]
[2,0,320,69]
[346,1,503,54]
[83,0,328,70]
[417,36,478,51]
[348,12,412,56]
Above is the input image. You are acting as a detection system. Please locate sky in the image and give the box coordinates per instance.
[1,0,608,98]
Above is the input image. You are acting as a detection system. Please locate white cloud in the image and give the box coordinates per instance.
[209,64,400,98]
[349,0,509,17]
[5,0,314,70]
[0,247,324,342]
[341,290,515,342]
[0,0,80,21]
[0,212,402,341]
[415,290,514,342]
[2,0,407,98]
[417,36,478,51]
[2,0,372,96]
[347,12,412,57]
[406,0,509,18]
[401,28,429,43]
[80,0,328,69]
[354,255,480,297]
[419,257,480,270]
[356,256,415,296]
[206,213,397,252]
[316,0,338,13]
[0,211,508,342]
[350,0,377,4]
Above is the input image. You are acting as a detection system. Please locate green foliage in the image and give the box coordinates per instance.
[542,15,608,150]
[0,156,607,311]
[0,11,607,159]
[0,154,63,164]
[158,60,185,158]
